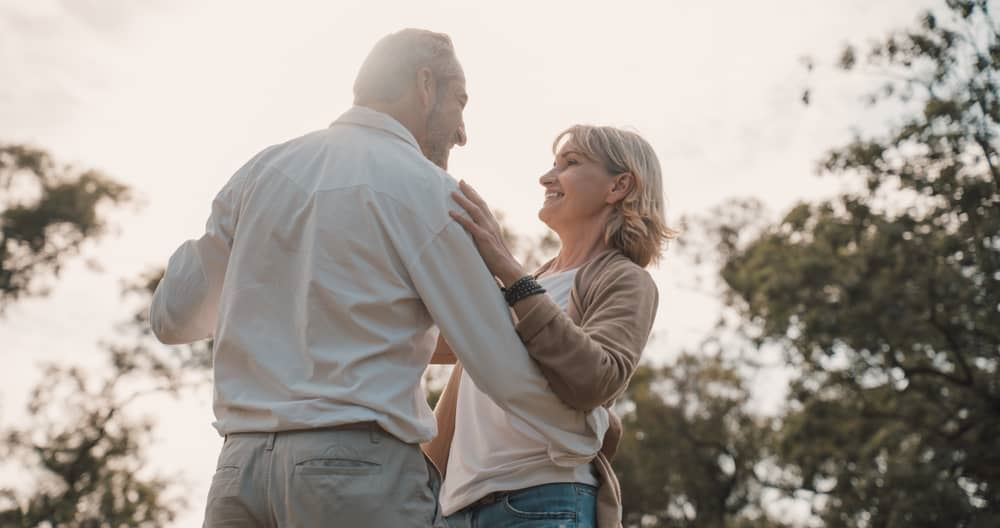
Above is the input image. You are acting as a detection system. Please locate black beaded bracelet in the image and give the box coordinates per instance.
[501,275,546,306]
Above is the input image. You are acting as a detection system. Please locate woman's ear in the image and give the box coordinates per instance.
[606,172,635,205]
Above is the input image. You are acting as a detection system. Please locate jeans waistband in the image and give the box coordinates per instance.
[466,482,596,510]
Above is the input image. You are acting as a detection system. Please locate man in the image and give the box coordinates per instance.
[150,29,604,527]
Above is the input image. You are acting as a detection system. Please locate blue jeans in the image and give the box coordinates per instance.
[445,482,597,528]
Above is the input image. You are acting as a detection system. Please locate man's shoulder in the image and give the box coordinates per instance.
[338,133,459,230]
[240,129,329,174]
[375,161,459,235]
[238,125,461,234]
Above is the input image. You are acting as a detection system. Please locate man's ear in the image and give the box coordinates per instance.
[607,172,635,204]
[416,67,436,111]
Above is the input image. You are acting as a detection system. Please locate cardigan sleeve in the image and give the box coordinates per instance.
[514,261,658,411]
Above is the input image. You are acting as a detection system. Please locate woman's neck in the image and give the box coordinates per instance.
[549,221,611,273]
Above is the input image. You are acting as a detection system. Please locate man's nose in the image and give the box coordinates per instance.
[455,123,467,147]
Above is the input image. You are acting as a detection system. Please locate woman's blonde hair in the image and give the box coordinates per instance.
[553,125,677,267]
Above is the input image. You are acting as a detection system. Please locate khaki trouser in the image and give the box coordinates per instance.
[203,423,447,527]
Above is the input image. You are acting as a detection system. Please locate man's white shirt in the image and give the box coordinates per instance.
[150,106,606,464]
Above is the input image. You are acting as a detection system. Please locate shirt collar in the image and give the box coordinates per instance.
[331,106,421,152]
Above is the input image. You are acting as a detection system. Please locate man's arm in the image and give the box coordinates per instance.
[406,221,604,464]
[149,173,243,345]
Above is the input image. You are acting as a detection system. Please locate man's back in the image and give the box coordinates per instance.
[154,107,456,442]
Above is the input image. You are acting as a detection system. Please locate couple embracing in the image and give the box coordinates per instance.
[151,28,673,528]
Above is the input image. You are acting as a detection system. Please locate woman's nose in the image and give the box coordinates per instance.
[539,168,556,186]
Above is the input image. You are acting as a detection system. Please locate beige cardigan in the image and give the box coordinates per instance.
[423,249,659,528]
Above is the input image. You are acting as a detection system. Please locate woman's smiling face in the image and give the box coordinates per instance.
[537,140,617,232]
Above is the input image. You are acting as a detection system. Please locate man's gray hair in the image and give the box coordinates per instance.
[354,29,460,105]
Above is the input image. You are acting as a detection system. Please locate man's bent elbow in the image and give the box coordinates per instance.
[150,321,180,345]
[149,307,183,345]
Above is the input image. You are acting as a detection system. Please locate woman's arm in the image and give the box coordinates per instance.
[510,263,658,411]
[448,180,657,411]
[422,363,464,477]
[429,334,458,364]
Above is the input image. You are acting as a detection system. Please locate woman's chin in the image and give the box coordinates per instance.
[538,211,562,235]
[537,208,552,225]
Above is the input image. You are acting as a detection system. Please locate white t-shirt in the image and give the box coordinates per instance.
[439,268,602,515]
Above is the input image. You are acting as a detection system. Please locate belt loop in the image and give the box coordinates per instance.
[265,432,277,451]
[370,423,381,444]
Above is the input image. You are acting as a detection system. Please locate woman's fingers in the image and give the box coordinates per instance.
[451,190,478,214]
[450,183,506,263]
[456,182,501,233]
[449,210,485,239]
[459,180,490,211]
[451,191,489,226]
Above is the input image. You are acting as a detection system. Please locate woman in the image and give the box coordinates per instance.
[423,125,675,528]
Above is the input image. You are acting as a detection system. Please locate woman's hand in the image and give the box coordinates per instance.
[600,411,623,460]
[449,180,525,286]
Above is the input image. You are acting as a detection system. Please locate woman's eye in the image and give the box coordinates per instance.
[566,158,578,165]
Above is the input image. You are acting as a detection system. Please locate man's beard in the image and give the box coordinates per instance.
[422,99,451,170]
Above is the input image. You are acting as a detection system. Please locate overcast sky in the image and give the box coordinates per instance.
[1,0,939,524]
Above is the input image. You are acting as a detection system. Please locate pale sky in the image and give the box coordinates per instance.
[1,0,938,524]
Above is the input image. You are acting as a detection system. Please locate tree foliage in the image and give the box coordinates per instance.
[0,145,130,311]
[711,1,1000,525]
[0,144,205,526]
[614,352,780,528]
[0,270,210,527]
[0,365,182,527]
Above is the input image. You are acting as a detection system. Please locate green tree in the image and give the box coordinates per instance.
[0,145,203,526]
[0,269,210,527]
[614,351,780,528]
[0,145,130,311]
[709,1,1000,525]
[0,365,183,527]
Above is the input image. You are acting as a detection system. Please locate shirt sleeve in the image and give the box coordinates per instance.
[405,221,606,465]
[149,172,244,345]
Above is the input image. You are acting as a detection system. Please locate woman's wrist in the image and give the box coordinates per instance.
[502,275,546,306]
[497,260,526,288]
